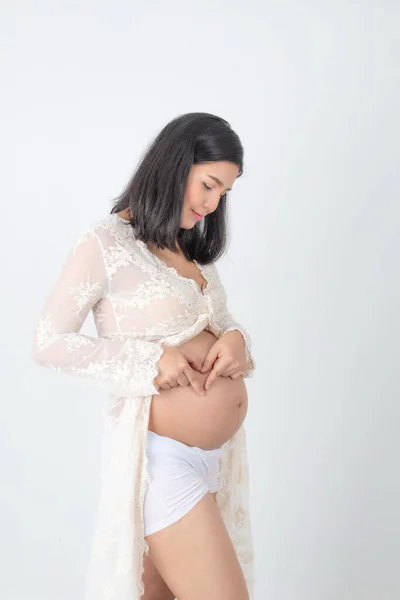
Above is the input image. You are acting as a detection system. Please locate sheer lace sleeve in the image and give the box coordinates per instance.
[33,229,164,397]
[209,263,255,377]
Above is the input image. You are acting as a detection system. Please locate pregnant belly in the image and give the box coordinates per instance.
[148,331,248,450]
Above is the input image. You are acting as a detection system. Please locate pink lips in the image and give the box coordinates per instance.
[192,209,203,221]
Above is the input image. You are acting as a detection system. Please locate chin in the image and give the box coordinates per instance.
[180,220,196,230]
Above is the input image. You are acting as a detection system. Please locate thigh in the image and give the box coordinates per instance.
[142,551,175,600]
[146,492,249,600]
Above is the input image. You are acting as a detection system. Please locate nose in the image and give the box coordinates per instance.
[202,191,221,214]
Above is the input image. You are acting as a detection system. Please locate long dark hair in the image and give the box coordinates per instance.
[111,112,244,264]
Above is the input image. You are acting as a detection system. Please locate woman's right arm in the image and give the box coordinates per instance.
[33,229,164,398]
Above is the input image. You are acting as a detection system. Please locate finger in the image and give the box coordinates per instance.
[188,359,202,372]
[204,366,223,390]
[205,358,231,389]
[168,379,179,388]
[201,345,219,373]
[220,366,239,377]
[176,374,190,387]
[159,383,171,390]
[204,369,217,390]
[223,360,240,376]
[184,366,205,396]
[179,348,201,372]
[230,371,244,380]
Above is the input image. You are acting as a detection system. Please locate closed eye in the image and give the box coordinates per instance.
[203,182,227,200]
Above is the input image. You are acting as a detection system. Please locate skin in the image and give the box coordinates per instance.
[120,161,248,449]
[142,492,249,600]
[119,160,249,600]
[148,329,248,449]
[180,161,239,229]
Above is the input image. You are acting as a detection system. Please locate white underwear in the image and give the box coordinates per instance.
[144,431,223,537]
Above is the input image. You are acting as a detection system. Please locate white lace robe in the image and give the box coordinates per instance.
[33,214,255,599]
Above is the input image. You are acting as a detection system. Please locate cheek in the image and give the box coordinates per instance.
[183,191,193,209]
[183,183,203,208]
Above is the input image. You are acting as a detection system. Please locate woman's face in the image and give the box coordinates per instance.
[180,161,240,229]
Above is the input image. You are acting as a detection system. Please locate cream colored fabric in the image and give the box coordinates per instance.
[33,214,255,599]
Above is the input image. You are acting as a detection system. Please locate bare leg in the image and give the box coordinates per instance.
[141,551,175,600]
[141,493,219,599]
[145,492,249,600]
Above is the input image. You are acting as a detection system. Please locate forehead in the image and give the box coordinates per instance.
[193,161,240,185]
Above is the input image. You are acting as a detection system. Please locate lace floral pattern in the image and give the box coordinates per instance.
[33,214,255,599]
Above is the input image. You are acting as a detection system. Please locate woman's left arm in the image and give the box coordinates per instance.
[201,263,255,389]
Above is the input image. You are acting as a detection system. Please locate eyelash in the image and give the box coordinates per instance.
[203,182,227,199]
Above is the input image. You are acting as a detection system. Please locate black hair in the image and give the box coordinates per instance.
[110,112,244,264]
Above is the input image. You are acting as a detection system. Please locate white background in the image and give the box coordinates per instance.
[2,1,399,599]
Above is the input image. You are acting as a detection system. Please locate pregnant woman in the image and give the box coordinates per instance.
[33,112,255,600]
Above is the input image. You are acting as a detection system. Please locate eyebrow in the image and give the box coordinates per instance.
[206,175,232,192]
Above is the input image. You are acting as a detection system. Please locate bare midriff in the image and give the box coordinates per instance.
[148,330,248,450]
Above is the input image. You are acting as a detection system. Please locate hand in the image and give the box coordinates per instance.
[200,330,247,390]
[178,335,213,373]
[154,344,205,396]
